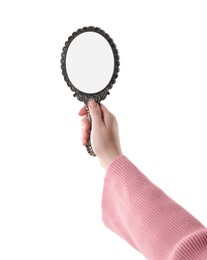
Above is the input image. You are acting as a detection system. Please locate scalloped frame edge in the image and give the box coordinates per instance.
[60,26,120,104]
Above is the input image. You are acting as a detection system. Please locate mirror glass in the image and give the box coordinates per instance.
[66,32,115,94]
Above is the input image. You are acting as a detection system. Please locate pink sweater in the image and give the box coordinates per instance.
[102,155,207,260]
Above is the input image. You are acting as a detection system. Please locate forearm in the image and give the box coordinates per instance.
[102,155,207,260]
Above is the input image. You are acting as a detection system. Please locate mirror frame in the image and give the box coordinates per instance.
[61,26,120,104]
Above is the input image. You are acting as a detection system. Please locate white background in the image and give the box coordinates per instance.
[0,1,207,259]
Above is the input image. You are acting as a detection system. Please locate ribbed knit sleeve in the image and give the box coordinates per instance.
[101,155,207,260]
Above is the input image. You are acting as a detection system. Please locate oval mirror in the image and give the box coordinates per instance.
[61,26,120,156]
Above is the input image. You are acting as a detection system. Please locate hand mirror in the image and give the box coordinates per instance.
[61,26,120,156]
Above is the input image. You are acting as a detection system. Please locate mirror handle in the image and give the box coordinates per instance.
[86,103,96,157]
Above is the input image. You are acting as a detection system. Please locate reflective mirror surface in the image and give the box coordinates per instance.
[66,32,114,94]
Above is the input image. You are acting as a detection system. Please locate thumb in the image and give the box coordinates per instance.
[88,99,103,125]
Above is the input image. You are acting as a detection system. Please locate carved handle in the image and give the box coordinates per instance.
[85,104,96,156]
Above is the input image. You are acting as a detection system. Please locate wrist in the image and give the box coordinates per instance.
[99,151,123,171]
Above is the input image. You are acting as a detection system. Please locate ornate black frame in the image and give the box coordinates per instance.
[60,26,120,104]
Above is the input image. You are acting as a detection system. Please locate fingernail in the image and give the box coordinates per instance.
[89,99,97,109]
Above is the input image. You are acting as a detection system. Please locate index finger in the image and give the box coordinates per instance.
[78,106,87,116]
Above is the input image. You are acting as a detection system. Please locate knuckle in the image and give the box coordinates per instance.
[81,116,89,125]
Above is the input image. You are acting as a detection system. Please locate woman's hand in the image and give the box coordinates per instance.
[79,99,122,170]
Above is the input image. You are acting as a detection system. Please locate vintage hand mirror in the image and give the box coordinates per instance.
[61,26,120,156]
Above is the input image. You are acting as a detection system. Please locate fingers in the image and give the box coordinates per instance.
[81,115,90,146]
[81,115,90,131]
[81,128,89,146]
[81,138,87,146]
[78,106,87,116]
[79,106,90,146]
[81,126,90,146]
